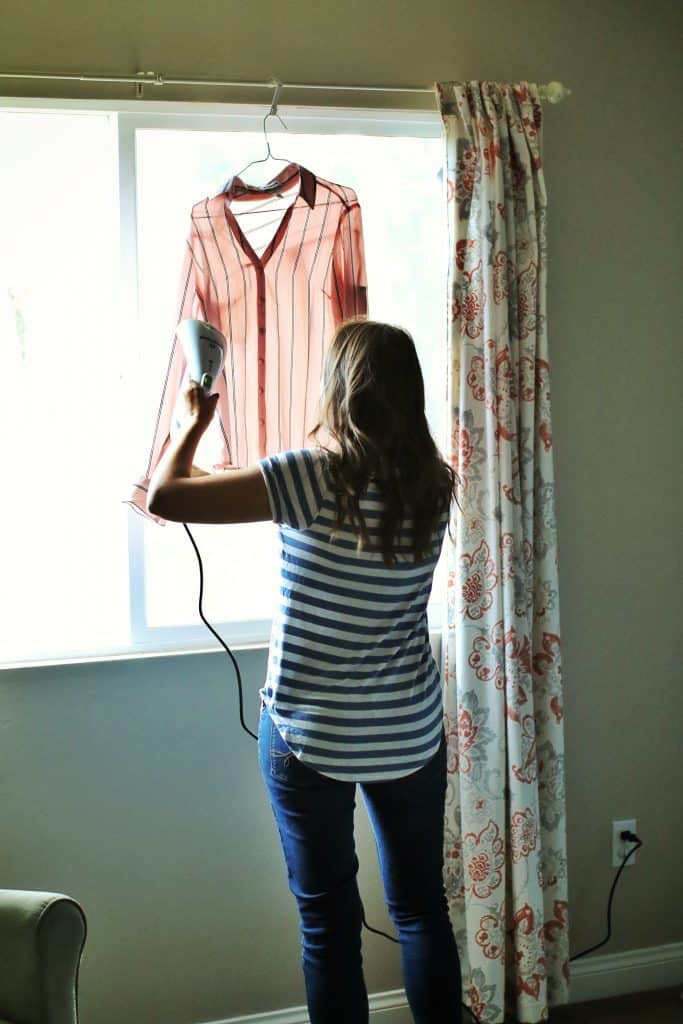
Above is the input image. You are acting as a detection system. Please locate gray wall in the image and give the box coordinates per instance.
[2,1,682,1022]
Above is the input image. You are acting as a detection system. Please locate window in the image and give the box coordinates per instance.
[0,100,448,668]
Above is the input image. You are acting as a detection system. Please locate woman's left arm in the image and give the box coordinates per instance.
[147,383,272,525]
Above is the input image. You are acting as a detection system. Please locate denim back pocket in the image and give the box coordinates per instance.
[267,711,298,780]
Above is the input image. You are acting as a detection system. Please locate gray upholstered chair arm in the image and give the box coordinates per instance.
[0,890,87,1024]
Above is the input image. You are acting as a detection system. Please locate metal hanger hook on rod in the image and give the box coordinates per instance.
[225,79,296,189]
[263,79,288,157]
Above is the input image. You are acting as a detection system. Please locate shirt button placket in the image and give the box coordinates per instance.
[257,270,266,455]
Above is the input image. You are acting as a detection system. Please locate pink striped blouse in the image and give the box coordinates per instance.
[126,163,368,524]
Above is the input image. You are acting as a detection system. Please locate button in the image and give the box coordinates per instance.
[258,386,264,395]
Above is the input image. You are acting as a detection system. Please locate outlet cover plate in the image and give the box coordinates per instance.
[612,818,638,867]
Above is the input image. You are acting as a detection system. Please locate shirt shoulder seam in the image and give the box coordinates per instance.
[300,447,335,532]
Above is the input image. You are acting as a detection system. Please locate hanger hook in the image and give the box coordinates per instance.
[269,79,283,118]
[262,79,288,157]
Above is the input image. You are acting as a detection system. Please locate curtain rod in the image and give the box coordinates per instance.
[0,69,571,103]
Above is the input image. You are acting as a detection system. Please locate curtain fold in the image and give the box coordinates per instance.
[435,80,569,1024]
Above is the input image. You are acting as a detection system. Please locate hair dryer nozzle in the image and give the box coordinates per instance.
[177,319,227,391]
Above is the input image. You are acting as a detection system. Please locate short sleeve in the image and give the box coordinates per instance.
[332,199,368,319]
[259,448,330,529]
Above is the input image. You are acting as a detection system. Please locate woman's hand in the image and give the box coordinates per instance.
[182,380,219,434]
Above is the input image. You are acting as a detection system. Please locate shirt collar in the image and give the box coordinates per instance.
[222,163,316,209]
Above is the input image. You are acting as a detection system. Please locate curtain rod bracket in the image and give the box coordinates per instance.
[134,70,163,99]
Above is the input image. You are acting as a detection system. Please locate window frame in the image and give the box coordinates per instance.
[2,95,447,667]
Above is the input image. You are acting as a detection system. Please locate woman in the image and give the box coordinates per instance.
[148,318,463,1024]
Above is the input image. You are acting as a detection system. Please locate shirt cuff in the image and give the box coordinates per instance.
[123,476,168,525]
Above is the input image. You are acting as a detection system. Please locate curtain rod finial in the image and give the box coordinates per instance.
[542,81,571,103]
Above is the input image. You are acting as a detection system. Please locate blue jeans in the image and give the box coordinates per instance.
[258,700,462,1024]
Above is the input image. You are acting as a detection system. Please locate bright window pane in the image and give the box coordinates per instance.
[0,111,123,665]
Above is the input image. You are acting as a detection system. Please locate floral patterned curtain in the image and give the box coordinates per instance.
[436,80,570,1023]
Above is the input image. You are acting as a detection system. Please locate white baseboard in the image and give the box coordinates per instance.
[202,941,683,1024]
[567,940,683,1005]
[213,988,413,1024]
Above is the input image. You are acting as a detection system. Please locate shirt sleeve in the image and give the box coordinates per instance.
[332,198,368,320]
[259,448,330,530]
[124,217,207,525]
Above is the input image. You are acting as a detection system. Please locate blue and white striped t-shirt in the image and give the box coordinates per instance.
[258,446,450,782]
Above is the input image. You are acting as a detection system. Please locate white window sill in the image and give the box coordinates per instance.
[1,627,445,673]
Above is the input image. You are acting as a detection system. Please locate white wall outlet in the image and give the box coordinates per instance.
[612,818,638,868]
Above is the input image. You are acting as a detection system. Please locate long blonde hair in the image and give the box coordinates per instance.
[308,317,461,568]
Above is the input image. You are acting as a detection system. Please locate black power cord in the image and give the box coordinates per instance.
[183,524,643,1024]
[183,524,257,741]
[568,829,643,961]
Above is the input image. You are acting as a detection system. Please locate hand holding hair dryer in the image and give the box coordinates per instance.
[178,318,226,391]
[172,318,227,434]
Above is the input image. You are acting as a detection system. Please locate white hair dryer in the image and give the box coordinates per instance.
[178,318,226,391]
[172,318,227,435]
